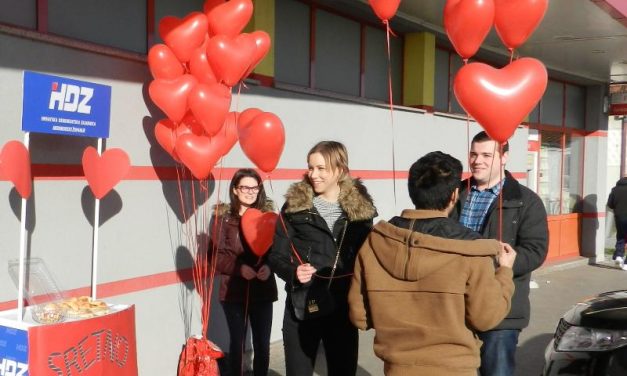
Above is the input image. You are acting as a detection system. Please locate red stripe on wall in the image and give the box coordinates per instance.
[586,131,608,137]
[0,165,529,182]
[0,268,195,311]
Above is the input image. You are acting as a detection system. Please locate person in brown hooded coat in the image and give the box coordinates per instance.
[348,151,516,376]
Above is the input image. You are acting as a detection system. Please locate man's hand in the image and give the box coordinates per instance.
[240,265,257,280]
[257,264,271,281]
[296,263,317,284]
[498,243,517,268]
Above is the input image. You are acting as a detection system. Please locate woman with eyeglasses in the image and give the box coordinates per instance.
[213,168,277,376]
[268,141,377,376]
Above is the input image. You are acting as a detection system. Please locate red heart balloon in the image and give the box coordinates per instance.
[148,75,197,123]
[368,0,401,21]
[495,0,548,50]
[189,41,217,84]
[215,112,241,157]
[159,12,209,63]
[188,83,232,136]
[444,0,495,60]
[206,0,253,37]
[237,108,263,133]
[180,113,205,136]
[239,112,285,173]
[154,119,180,162]
[243,31,272,78]
[241,208,278,257]
[206,34,257,87]
[454,58,547,143]
[82,147,131,199]
[204,0,225,13]
[0,141,32,199]
[148,44,185,80]
[175,134,223,179]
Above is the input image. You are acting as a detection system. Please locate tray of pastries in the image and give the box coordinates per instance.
[59,296,110,319]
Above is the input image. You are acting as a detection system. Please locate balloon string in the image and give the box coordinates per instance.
[466,115,471,192]
[509,49,514,64]
[239,281,250,376]
[385,20,398,211]
[236,83,243,113]
[498,143,504,243]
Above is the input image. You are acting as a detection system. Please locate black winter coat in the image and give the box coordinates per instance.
[450,171,549,330]
[608,177,627,218]
[268,178,376,315]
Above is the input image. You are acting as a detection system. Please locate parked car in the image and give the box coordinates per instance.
[543,290,627,375]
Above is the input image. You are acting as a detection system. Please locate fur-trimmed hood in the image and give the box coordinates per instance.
[283,177,376,222]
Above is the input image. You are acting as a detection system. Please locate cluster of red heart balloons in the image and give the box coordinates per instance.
[446,0,549,143]
[148,0,285,179]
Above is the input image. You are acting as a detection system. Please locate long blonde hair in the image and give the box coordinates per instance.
[307,141,350,182]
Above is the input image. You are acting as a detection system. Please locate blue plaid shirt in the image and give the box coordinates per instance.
[460,180,504,232]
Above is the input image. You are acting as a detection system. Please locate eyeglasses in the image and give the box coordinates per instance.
[237,185,260,193]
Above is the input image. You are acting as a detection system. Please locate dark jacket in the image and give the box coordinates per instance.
[349,210,514,376]
[450,171,548,330]
[268,178,376,314]
[608,177,627,217]
[213,203,278,304]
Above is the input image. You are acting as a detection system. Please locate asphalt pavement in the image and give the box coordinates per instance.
[266,257,627,375]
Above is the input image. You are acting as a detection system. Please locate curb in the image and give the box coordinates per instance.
[532,257,592,277]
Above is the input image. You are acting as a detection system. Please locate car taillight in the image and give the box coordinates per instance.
[555,324,627,352]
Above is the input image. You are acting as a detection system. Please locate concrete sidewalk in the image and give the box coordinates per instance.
[265,258,627,375]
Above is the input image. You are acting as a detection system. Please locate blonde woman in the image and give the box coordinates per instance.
[269,141,376,376]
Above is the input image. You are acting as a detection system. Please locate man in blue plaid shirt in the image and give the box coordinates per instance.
[451,131,548,376]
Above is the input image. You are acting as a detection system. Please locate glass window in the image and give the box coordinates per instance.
[562,133,584,213]
[48,0,147,53]
[275,0,310,86]
[314,9,360,96]
[363,26,402,103]
[0,0,36,28]
[540,81,564,126]
[538,131,562,215]
[434,48,450,112]
[565,84,585,129]
[449,55,465,114]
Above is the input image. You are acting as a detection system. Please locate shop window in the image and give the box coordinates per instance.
[434,48,450,112]
[449,55,465,114]
[0,0,36,28]
[48,0,147,53]
[363,26,402,103]
[314,10,360,96]
[528,103,540,124]
[562,133,584,213]
[565,84,585,129]
[275,0,310,86]
[538,131,562,215]
[540,81,564,126]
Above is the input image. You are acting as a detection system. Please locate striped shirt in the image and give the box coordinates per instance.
[459,180,504,232]
[313,196,343,231]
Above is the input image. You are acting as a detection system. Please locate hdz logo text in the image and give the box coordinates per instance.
[48,82,93,114]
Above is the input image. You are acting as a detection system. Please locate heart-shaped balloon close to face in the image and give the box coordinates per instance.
[0,140,32,199]
[189,42,217,84]
[148,44,185,80]
[237,108,263,133]
[175,134,223,180]
[206,0,253,37]
[82,147,131,199]
[207,34,257,87]
[368,0,401,21]
[239,112,285,173]
[444,0,495,60]
[241,208,278,257]
[154,119,180,162]
[243,31,272,78]
[188,83,232,136]
[454,57,547,143]
[494,0,548,50]
[148,74,197,123]
[215,112,241,157]
[159,12,209,63]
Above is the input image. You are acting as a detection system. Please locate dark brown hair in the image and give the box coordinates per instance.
[228,168,268,216]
